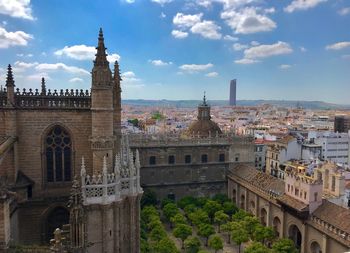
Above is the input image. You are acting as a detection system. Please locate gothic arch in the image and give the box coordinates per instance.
[41,205,70,243]
[260,208,267,226]
[273,216,281,237]
[288,224,302,250]
[232,188,237,204]
[249,200,255,214]
[240,194,245,209]
[310,241,322,253]
[42,124,74,183]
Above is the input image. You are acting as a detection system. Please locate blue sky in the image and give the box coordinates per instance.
[0,0,349,104]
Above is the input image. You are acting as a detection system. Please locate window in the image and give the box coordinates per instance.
[331,176,336,191]
[295,188,299,196]
[235,157,239,162]
[219,153,225,162]
[149,156,156,165]
[45,126,72,182]
[288,184,290,192]
[168,155,175,164]
[314,192,318,202]
[201,154,208,163]
[185,155,191,164]
[304,192,307,199]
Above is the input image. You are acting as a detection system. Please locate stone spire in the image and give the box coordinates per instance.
[41,77,46,95]
[202,91,207,106]
[5,64,15,88]
[94,28,109,67]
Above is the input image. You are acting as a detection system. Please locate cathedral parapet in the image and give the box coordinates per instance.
[0,87,91,109]
[80,147,142,205]
[128,132,253,147]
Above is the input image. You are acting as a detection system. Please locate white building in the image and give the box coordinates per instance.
[309,131,350,165]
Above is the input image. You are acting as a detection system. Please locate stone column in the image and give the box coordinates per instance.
[322,234,327,253]
[301,223,307,253]
[255,194,259,217]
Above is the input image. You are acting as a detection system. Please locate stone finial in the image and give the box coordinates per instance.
[94,28,109,67]
[41,77,46,95]
[114,154,121,177]
[135,149,141,170]
[202,91,207,106]
[102,156,107,174]
[114,61,122,82]
[5,64,15,88]
[80,157,86,177]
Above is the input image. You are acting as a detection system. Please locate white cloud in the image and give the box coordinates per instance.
[342,55,350,59]
[179,63,213,73]
[149,59,173,66]
[233,42,248,51]
[284,0,327,13]
[160,12,166,18]
[171,30,188,39]
[35,63,90,75]
[223,35,239,41]
[69,77,84,83]
[0,0,34,20]
[151,0,173,5]
[221,7,276,34]
[325,42,350,50]
[279,64,292,69]
[54,44,120,62]
[190,20,222,39]
[243,41,293,59]
[0,27,33,48]
[107,53,121,63]
[338,7,350,16]
[125,0,135,3]
[195,0,257,10]
[205,71,218,77]
[234,58,259,64]
[173,13,203,28]
[251,41,259,46]
[13,61,38,72]
[121,71,144,88]
[27,72,51,80]
[300,46,307,52]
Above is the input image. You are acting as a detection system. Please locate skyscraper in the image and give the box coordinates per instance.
[229,79,236,106]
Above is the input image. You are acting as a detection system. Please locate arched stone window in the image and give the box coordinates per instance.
[45,126,72,182]
[288,224,302,250]
[249,201,255,214]
[240,194,245,209]
[260,208,267,226]
[310,241,322,253]
[273,217,281,237]
[232,189,237,203]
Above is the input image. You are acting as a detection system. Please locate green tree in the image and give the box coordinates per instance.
[244,242,271,253]
[141,205,158,224]
[149,225,167,242]
[163,203,179,222]
[214,210,229,232]
[141,189,158,208]
[212,194,230,204]
[170,213,187,226]
[184,204,197,216]
[208,234,224,253]
[198,223,215,246]
[271,239,298,253]
[231,222,249,253]
[197,250,210,253]
[152,237,179,253]
[173,224,193,249]
[184,236,201,253]
[188,209,210,226]
[221,222,234,244]
[141,238,150,253]
[203,200,222,223]
[253,225,275,244]
[196,197,209,207]
[232,209,250,222]
[222,201,238,216]
[161,197,175,208]
[178,196,198,209]
[242,216,260,237]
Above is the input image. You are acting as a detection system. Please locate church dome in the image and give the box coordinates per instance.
[186,93,222,137]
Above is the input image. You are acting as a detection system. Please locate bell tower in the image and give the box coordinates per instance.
[197,92,211,121]
[90,28,115,173]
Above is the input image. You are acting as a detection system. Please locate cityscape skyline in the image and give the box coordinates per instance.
[0,0,349,104]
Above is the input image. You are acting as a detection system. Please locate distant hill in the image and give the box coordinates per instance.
[122,99,350,110]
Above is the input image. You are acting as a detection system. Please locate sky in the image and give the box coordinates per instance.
[0,0,349,104]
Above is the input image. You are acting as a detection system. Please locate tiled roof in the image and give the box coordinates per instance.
[277,194,309,211]
[230,164,285,194]
[313,200,350,234]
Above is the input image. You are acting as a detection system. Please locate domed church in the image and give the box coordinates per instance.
[187,93,222,137]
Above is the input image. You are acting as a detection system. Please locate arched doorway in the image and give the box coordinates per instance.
[45,207,69,242]
[288,224,302,250]
[273,217,281,237]
[310,241,322,253]
[249,201,255,214]
[240,194,245,209]
[232,189,237,203]
[260,208,267,226]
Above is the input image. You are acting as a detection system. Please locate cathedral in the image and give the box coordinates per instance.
[0,29,143,252]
